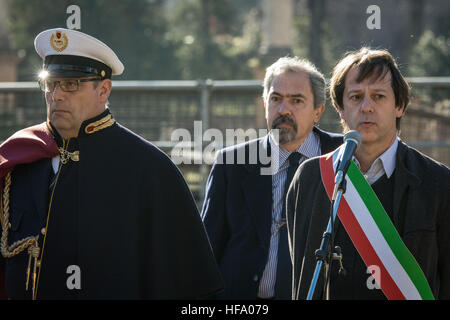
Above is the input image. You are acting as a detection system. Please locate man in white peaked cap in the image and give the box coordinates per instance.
[0,28,223,300]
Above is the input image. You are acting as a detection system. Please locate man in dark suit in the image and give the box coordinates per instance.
[201,57,342,299]
[286,48,450,300]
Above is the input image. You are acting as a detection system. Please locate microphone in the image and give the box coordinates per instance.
[333,130,362,196]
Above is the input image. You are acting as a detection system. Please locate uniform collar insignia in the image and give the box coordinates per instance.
[84,113,115,134]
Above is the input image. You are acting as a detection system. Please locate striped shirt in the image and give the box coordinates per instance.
[257,131,321,298]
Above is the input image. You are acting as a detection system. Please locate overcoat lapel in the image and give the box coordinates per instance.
[392,141,421,235]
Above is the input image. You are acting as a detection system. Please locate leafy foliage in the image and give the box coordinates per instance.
[408,30,450,76]
[7,0,261,81]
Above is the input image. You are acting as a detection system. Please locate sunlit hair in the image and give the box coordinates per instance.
[263,56,326,109]
[329,47,410,130]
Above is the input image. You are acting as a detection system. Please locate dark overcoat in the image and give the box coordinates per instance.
[286,140,450,300]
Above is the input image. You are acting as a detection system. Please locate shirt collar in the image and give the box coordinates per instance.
[297,130,321,159]
[354,137,398,179]
[268,130,320,173]
[378,137,398,178]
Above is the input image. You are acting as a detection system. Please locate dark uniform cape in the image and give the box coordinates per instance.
[0,122,59,299]
[201,127,342,299]
[1,109,223,299]
[286,140,450,300]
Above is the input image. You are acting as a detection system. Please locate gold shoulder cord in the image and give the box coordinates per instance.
[0,138,73,300]
[85,114,115,134]
[1,172,40,298]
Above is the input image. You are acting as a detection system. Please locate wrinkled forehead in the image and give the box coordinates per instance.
[269,70,312,93]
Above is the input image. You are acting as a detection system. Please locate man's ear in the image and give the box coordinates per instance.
[263,98,269,120]
[395,104,405,118]
[337,106,345,121]
[98,79,112,103]
[314,104,325,123]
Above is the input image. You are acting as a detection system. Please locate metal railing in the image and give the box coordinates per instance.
[1,78,449,208]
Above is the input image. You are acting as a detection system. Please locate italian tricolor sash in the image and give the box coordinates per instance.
[319,148,434,300]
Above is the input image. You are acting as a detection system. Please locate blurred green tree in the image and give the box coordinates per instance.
[292,1,341,76]
[292,1,342,133]
[166,0,261,80]
[8,0,180,80]
[407,30,450,108]
[408,30,450,76]
[8,0,262,81]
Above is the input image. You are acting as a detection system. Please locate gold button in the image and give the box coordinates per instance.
[37,260,41,268]
[41,228,46,235]
[8,222,11,229]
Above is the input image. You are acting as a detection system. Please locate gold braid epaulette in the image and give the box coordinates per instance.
[84,114,115,134]
[1,172,39,259]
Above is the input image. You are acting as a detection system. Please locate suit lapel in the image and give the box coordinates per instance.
[313,126,343,155]
[241,137,273,249]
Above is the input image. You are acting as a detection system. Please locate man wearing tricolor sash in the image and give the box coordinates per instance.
[286,48,450,300]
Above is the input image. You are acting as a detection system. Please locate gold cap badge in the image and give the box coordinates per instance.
[50,31,69,52]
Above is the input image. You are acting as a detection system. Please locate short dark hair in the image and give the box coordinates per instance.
[329,47,410,130]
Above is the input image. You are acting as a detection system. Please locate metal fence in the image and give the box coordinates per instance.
[1,78,449,208]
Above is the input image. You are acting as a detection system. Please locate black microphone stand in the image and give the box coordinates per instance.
[306,170,347,300]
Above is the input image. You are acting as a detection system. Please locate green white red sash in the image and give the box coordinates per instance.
[319,148,434,300]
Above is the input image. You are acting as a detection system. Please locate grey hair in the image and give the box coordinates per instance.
[262,56,326,108]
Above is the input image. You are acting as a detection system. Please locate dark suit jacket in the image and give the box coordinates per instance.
[201,127,342,299]
[286,140,450,300]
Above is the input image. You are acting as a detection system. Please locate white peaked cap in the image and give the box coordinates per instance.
[34,28,124,78]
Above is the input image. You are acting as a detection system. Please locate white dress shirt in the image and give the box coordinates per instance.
[353,137,398,185]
